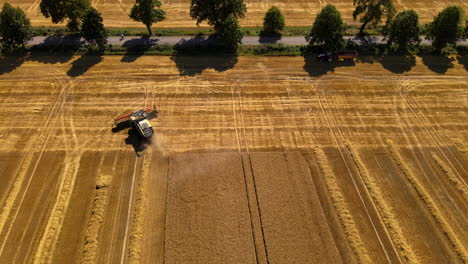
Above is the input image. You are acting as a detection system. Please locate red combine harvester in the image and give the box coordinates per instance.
[114,106,159,138]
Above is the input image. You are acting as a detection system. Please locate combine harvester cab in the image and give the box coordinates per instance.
[114,106,159,138]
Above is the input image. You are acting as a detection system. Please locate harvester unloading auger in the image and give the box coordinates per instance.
[114,106,159,138]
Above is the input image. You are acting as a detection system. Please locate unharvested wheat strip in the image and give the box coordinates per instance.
[128,151,151,264]
[314,148,372,264]
[80,173,113,264]
[347,144,419,264]
[387,140,468,263]
[431,154,468,202]
[0,151,36,235]
[34,154,82,264]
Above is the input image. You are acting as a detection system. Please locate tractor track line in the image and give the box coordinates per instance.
[0,78,75,257]
[322,88,393,264]
[231,82,260,264]
[313,82,389,264]
[16,84,81,263]
[400,81,467,183]
[237,83,271,264]
[0,73,70,235]
[105,151,130,263]
[162,157,170,264]
[119,155,139,264]
[323,86,401,263]
[386,141,468,263]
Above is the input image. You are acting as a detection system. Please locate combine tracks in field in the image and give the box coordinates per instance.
[231,80,270,264]
[399,81,467,183]
[119,154,139,264]
[0,77,76,258]
[310,81,397,264]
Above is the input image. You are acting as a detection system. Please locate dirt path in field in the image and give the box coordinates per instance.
[0,55,466,263]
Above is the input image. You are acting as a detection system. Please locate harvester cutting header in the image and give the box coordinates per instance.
[114,106,159,138]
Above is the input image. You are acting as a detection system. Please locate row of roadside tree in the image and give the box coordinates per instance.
[0,0,467,53]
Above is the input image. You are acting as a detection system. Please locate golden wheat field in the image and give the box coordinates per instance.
[0,54,466,263]
[1,0,468,28]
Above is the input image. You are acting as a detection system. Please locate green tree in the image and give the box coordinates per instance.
[129,0,166,36]
[40,0,90,31]
[81,7,107,50]
[353,0,396,36]
[306,4,345,51]
[426,6,464,51]
[464,20,468,39]
[0,3,33,52]
[190,0,246,31]
[262,6,285,36]
[386,9,420,51]
[218,14,243,50]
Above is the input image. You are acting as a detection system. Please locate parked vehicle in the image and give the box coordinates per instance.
[317,50,358,62]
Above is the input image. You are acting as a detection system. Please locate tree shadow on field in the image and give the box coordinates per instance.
[121,37,158,63]
[170,36,238,76]
[456,55,468,71]
[303,53,355,77]
[421,55,454,74]
[29,35,82,64]
[67,53,103,77]
[0,54,27,75]
[380,54,416,74]
[125,128,149,157]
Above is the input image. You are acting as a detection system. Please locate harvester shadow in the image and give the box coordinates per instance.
[125,128,149,157]
[111,121,131,133]
[171,36,238,76]
[67,54,103,77]
[303,54,355,77]
[421,55,454,74]
[121,37,158,63]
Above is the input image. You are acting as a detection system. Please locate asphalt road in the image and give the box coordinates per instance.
[28,35,468,47]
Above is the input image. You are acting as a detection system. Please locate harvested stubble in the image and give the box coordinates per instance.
[81,174,112,264]
[314,148,372,264]
[34,155,82,264]
[386,140,468,263]
[127,152,151,264]
[0,152,35,237]
[431,153,468,202]
[0,55,466,263]
[346,143,419,264]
